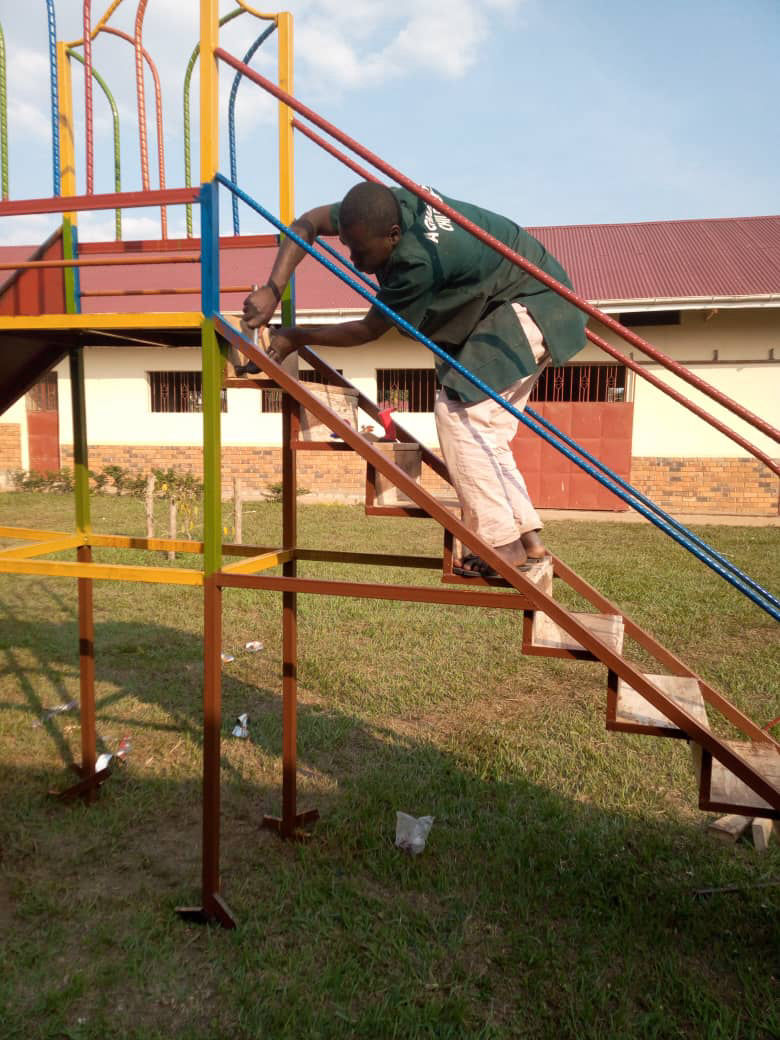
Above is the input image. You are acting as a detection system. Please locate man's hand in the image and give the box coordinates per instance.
[266,327,299,364]
[243,284,280,329]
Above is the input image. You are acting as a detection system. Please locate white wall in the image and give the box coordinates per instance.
[51,306,778,460]
[597,308,779,458]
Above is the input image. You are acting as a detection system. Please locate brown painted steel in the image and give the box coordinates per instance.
[550,554,779,749]
[215,316,779,810]
[218,572,534,611]
[202,576,224,905]
[297,345,450,482]
[77,545,97,803]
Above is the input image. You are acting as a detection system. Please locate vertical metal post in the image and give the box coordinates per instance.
[261,12,317,841]
[177,0,235,927]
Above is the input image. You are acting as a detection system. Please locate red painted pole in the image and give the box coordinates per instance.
[215,46,780,447]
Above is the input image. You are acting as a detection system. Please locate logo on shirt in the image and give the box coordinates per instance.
[421,186,454,244]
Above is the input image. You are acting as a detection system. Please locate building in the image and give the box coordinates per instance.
[1,214,778,514]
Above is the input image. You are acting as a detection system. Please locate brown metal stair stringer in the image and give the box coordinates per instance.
[214,315,780,813]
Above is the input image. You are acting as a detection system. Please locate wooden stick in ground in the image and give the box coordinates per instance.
[168,497,177,560]
[145,473,155,540]
[233,476,242,545]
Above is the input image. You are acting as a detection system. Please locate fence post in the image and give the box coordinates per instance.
[145,473,155,540]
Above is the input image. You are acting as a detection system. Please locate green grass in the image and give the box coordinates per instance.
[0,491,778,1039]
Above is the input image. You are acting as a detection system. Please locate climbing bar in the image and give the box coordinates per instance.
[83,2,95,195]
[134,0,151,194]
[96,25,167,236]
[215,47,780,447]
[45,0,60,196]
[183,7,249,236]
[67,48,122,238]
[229,23,277,234]
[0,254,198,271]
[0,186,197,217]
[0,22,8,199]
[217,174,780,622]
[290,111,777,475]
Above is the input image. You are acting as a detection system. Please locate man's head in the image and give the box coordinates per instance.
[339,182,401,274]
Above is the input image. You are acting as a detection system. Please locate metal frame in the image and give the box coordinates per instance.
[0,2,777,935]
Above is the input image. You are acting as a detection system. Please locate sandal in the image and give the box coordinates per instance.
[453,553,533,578]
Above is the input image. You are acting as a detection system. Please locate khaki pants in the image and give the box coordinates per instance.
[434,304,550,549]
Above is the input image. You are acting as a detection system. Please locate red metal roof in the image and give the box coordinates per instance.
[1,215,778,314]
[529,215,780,302]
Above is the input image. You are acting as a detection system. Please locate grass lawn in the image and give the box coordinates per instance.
[0,491,778,1039]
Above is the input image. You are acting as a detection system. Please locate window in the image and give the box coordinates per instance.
[376,368,438,412]
[149,371,226,413]
[26,372,58,412]
[530,364,632,404]
[618,310,681,327]
[261,368,344,413]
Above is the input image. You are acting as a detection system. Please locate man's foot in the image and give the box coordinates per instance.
[521,529,548,561]
[234,360,261,376]
[453,537,534,579]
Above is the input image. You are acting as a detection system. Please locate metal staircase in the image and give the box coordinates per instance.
[219,315,780,821]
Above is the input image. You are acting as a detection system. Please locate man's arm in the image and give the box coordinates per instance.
[243,204,336,328]
[266,305,391,363]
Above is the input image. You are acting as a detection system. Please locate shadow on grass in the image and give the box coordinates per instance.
[0,608,778,1040]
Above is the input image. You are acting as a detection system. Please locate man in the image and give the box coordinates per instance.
[242,181,586,575]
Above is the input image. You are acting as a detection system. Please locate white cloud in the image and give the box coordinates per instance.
[291,0,524,90]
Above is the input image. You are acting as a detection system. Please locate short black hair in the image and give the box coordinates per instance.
[340,182,401,236]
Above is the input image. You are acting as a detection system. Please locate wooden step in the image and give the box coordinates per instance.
[606,673,708,738]
[694,739,780,819]
[441,553,553,593]
[523,609,624,660]
[366,495,462,518]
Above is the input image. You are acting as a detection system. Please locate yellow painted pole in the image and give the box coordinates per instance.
[200,0,219,183]
[276,12,294,234]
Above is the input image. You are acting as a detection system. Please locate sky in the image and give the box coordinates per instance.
[1,0,778,246]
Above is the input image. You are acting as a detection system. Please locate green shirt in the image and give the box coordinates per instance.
[331,187,586,402]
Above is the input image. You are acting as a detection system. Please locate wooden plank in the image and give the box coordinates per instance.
[751,817,775,852]
[707,814,752,843]
[707,740,780,814]
[615,674,708,733]
[531,610,624,654]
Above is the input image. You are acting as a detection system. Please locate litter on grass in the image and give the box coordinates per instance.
[232,713,249,738]
[395,812,434,855]
[221,652,235,663]
[245,641,264,652]
[34,699,77,726]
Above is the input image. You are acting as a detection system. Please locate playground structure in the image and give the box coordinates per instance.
[0,2,777,930]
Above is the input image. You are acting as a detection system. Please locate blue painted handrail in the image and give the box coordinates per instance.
[215,172,780,621]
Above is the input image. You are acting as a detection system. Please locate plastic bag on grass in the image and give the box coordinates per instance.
[395,812,434,855]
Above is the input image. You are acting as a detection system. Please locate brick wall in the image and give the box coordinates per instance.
[631,457,779,516]
[0,423,22,477]
[61,443,453,500]
[56,446,780,515]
